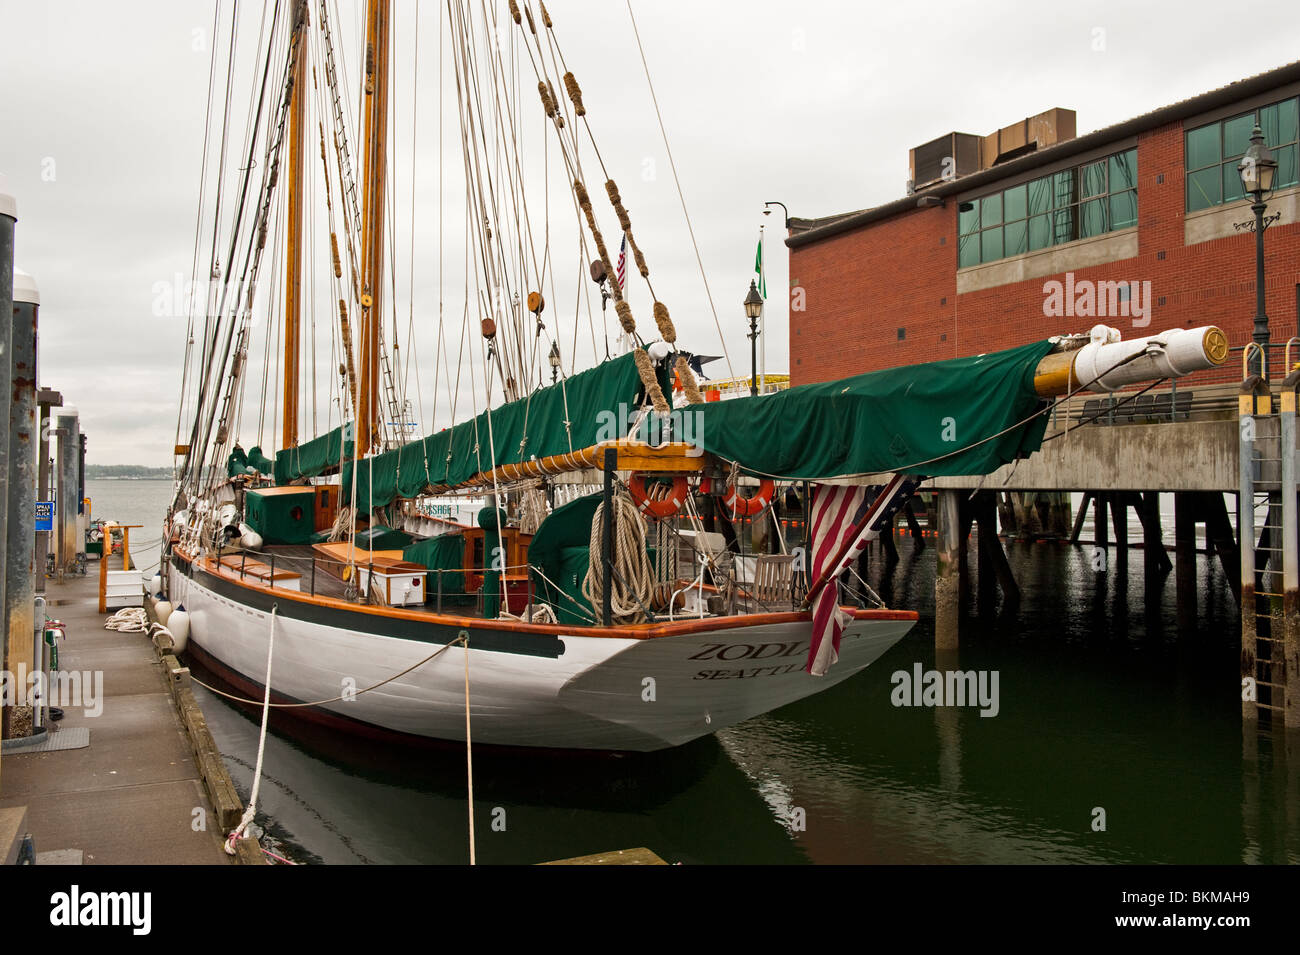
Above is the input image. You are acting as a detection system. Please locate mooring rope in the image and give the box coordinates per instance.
[104,608,149,632]
[188,631,468,709]
[226,603,277,855]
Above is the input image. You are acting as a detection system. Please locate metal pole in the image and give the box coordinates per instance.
[1281,384,1299,728]
[55,410,78,581]
[602,447,615,626]
[35,389,61,594]
[0,180,15,742]
[1252,198,1269,380]
[6,276,40,736]
[1241,386,1259,721]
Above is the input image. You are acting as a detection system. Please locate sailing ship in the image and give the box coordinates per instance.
[163,0,1228,752]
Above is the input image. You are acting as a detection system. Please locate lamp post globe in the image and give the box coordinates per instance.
[744,279,764,397]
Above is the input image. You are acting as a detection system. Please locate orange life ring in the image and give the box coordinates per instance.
[628,472,689,519]
[701,475,776,519]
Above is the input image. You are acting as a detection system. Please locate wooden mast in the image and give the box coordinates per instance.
[357,0,389,455]
[282,0,309,449]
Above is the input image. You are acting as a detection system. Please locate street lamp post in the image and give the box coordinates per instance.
[763,201,790,228]
[744,279,764,397]
[548,341,561,384]
[1239,123,1277,379]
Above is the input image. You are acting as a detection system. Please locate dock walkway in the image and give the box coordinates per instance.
[0,571,232,864]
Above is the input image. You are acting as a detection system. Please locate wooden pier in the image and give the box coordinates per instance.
[0,568,260,864]
[908,378,1297,730]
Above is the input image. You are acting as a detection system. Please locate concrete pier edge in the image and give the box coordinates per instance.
[144,594,267,866]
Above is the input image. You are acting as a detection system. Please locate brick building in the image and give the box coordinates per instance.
[786,61,1300,389]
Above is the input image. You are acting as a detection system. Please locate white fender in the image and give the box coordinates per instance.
[155,600,173,627]
[168,607,190,654]
[239,523,264,550]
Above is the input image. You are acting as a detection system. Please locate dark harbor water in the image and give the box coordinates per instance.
[196,536,1296,866]
[89,480,1298,864]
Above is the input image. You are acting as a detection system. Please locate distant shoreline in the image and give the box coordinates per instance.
[86,468,172,481]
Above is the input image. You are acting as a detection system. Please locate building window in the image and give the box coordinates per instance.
[1185,95,1300,212]
[957,147,1137,268]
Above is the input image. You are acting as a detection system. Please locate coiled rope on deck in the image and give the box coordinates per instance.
[104,608,149,632]
[581,485,654,623]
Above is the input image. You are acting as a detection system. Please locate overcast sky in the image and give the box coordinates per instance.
[1,0,1297,465]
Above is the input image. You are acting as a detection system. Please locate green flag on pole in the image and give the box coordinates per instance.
[754,233,766,298]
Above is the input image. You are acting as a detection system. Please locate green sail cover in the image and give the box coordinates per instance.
[402,534,473,606]
[343,352,645,512]
[274,422,354,485]
[246,446,275,474]
[528,492,601,625]
[689,339,1056,479]
[226,447,254,478]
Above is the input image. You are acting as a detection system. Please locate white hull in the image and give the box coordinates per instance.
[168,556,915,752]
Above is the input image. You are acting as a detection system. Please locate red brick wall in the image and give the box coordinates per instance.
[790,120,1300,390]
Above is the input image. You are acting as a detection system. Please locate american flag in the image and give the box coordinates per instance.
[616,234,627,291]
[805,474,917,675]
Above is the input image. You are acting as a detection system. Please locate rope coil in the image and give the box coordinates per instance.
[581,485,655,623]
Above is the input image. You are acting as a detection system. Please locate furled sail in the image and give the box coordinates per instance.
[687,339,1056,480]
[343,351,650,511]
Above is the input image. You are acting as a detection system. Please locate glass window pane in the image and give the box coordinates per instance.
[980,227,1003,262]
[1053,170,1077,208]
[1278,98,1299,146]
[1109,189,1137,229]
[1186,166,1220,211]
[1081,160,1107,198]
[981,193,1002,227]
[1080,198,1108,237]
[1224,112,1255,160]
[1028,213,1052,250]
[1003,183,1027,221]
[958,199,980,236]
[1004,219,1028,256]
[1028,176,1053,215]
[1223,162,1245,204]
[1186,124,1220,170]
[1260,103,1281,148]
[1274,143,1298,189]
[1054,207,1077,244]
[1109,149,1137,191]
[958,232,981,268]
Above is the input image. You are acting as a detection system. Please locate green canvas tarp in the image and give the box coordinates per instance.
[355,525,413,551]
[226,447,255,478]
[275,423,354,486]
[528,492,601,625]
[247,446,275,474]
[402,534,473,606]
[343,352,645,512]
[245,488,316,545]
[689,338,1056,479]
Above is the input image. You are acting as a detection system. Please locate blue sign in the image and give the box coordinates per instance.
[35,501,54,532]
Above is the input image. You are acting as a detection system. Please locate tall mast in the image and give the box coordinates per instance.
[357,0,389,455]
[282,0,309,449]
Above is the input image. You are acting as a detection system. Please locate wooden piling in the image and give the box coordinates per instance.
[1111,494,1128,569]
[1174,492,1198,634]
[934,489,961,650]
[974,491,1019,604]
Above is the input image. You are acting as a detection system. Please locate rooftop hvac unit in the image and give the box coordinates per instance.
[910,133,980,190]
